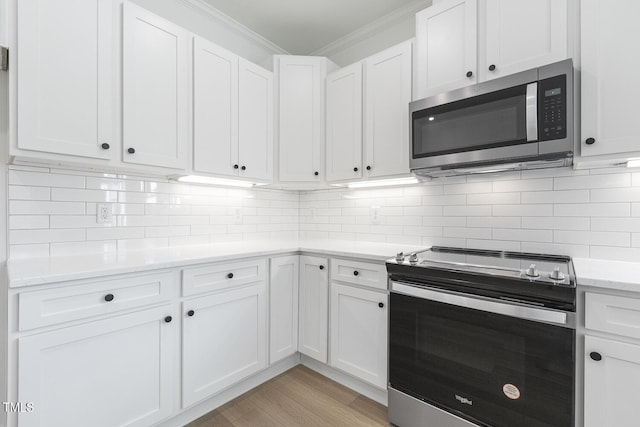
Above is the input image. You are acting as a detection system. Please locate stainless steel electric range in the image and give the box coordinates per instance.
[386,247,576,427]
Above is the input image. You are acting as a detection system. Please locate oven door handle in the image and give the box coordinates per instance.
[526,82,538,142]
[391,281,574,328]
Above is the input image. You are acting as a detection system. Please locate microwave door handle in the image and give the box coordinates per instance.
[526,82,538,142]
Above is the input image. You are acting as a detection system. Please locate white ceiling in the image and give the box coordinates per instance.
[201,0,425,54]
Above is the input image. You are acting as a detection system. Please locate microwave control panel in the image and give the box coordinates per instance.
[539,75,567,141]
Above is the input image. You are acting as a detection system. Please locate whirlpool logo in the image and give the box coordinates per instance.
[455,394,473,406]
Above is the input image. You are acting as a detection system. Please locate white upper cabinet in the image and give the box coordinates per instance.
[238,58,274,182]
[277,56,334,183]
[580,0,640,159]
[17,0,116,160]
[479,0,568,82]
[364,41,412,178]
[326,63,363,182]
[415,0,570,99]
[193,37,239,177]
[122,1,188,170]
[193,38,272,182]
[415,0,477,99]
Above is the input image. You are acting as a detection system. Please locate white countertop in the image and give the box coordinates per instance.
[7,240,427,288]
[574,257,640,292]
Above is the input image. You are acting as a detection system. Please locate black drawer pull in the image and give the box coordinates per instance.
[590,352,602,361]
[319,265,325,270]
[353,271,359,276]
[378,302,384,308]
[127,147,135,154]
[164,316,172,323]
[187,310,195,317]
[466,70,473,78]
[104,294,114,302]
[489,64,496,71]
[227,273,234,279]
[585,137,596,145]
[101,143,110,150]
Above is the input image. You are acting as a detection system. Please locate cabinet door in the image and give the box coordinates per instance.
[415,0,477,99]
[17,0,115,159]
[480,0,568,82]
[581,0,640,158]
[278,56,325,182]
[364,41,412,178]
[269,256,299,364]
[584,335,640,427]
[18,306,176,427]
[326,63,363,182]
[330,283,388,388]
[123,1,188,170]
[239,58,273,182]
[182,282,267,407]
[193,36,239,177]
[298,256,329,363]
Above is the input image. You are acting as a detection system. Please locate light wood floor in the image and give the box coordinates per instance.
[186,365,388,427]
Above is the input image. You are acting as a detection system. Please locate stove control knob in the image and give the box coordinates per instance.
[525,264,540,278]
[550,267,565,281]
[395,252,405,262]
[409,253,419,264]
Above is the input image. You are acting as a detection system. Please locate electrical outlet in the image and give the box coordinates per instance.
[96,203,113,224]
[231,207,242,225]
[370,206,381,225]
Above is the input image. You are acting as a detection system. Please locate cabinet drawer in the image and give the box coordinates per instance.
[182,259,266,296]
[586,292,640,339]
[18,272,175,331]
[330,258,387,290]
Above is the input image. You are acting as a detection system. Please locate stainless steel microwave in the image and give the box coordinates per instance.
[410,59,574,177]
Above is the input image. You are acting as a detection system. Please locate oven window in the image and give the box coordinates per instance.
[389,292,574,427]
[412,85,529,158]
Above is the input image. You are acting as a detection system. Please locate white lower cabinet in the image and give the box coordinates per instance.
[584,335,640,427]
[18,305,177,427]
[330,282,388,389]
[269,256,299,364]
[182,282,267,408]
[298,256,329,363]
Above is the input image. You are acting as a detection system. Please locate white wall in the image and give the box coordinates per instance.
[313,0,431,66]
[130,0,287,67]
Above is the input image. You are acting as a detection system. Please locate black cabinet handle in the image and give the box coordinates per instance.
[104,294,114,302]
[241,166,246,171]
[101,143,110,150]
[366,166,371,171]
[164,316,172,323]
[466,71,473,78]
[314,171,319,176]
[227,273,234,279]
[233,164,239,169]
[354,167,359,172]
[590,352,602,361]
[489,64,496,71]
[127,147,135,154]
[353,271,359,276]
[319,265,325,270]
[378,302,384,308]
[187,310,195,317]
[585,137,596,145]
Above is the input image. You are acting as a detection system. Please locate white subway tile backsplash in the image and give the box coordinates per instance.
[467,192,520,205]
[554,203,631,217]
[590,187,640,203]
[555,173,631,190]
[52,188,117,202]
[51,215,116,229]
[444,205,492,217]
[467,217,521,229]
[117,216,169,227]
[86,227,145,241]
[10,244,50,259]
[117,238,169,251]
[444,182,492,195]
[86,177,145,192]
[555,230,630,247]
[493,229,552,243]
[492,204,552,217]
[591,217,640,232]
[521,190,590,204]
[9,170,85,188]
[8,186,51,201]
[10,201,85,215]
[444,227,491,239]
[145,226,190,238]
[50,241,117,257]
[9,216,50,230]
[522,217,590,231]
[10,229,85,245]
[493,178,553,193]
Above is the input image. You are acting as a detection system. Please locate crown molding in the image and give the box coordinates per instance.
[310,0,431,57]
[178,0,289,54]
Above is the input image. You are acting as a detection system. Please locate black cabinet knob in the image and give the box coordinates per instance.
[164,316,172,323]
[104,294,114,302]
[378,302,384,308]
[227,273,234,279]
[319,265,325,270]
[127,147,135,154]
[353,271,359,276]
[187,310,195,317]
[590,352,602,361]
[354,167,359,172]
[241,166,246,171]
[466,71,473,78]
[101,143,110,150]
[314,171,319,176]
[366,166,371,171]
[585,137,596,145]
[489,64,496,71]
[233,164,239,169]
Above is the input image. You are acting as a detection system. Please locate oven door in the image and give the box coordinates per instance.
[389,281,575,427]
